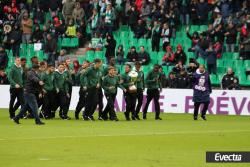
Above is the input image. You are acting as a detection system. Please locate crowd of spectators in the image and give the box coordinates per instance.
[0,0,249,89]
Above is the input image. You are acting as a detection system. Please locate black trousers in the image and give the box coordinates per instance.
[152,39,160,52]
[103,93,117,120]
[9,88,24,119]
[135,88,143,116]
[43,91,55,118]
[124,92,136,118]
[193,101,210,117]
[75,88,87,117]
[143,89,160,118]
[56,91,69,118]
[84,87,99,118]
[97,89,103,117]
[207,64,217,74]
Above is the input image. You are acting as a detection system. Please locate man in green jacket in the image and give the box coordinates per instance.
[54,63,70,120]
[102,66,125,121]
[135,62,145,120]
[8,57,24,119]
[84,58,103,121]
[143,64,162,120]
[120,64,137,121]
[40,64,55,119]
[75,60,90,119]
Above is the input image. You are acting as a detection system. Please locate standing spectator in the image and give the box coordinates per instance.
[127,5,139,32]
[116,45,125,65]
[221,68,240,90]
[206,44,217,74]
[44,34,57,66]
[180,0,190,26]
[89,8,99,36]
[62,0,75,24]
[150,20,161,52]
[73,2,85,25]
[162,46,175,66]
[0,46,8,70]
[220,0,232,22]
[174,44,187,65]
[159,65,167,88]
[138,46,150,65]
[225,22,237,52]
[161,23,171,51]
[190,0,198,25]
[172,61,186,75]
[127,46,138,63]
[105,33,116,63]
[196,0,209,25]
[8,25,22,57]
[21,11,33,43]
[33,7,45,24]
[77,19,87,47]
[103,4,115,35]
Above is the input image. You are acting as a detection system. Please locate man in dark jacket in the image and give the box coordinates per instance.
[13,64,45,125]
[221,68,240,90]
[0,46,8,70]
[138,46,150,65]
[7,25,22,57]
[44,34,57,66]
[206,44,217,74]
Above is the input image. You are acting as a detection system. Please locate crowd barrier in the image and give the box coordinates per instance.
[0,85,250,115]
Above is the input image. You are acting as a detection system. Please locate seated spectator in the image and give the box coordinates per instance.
[116,45,125,65]
[0,46,8,70]
[187,59,199,75]
[138,46,150,65]
[172,61,186,75]
[166,72,176,88]
[105,33,116,63]
[176,69,190,89]
[222,68,241,90]
[159,65,167,88]
[30,24,43,43]
[88,33,103,51]
[225,22,237,52]
[162,46,175,66]
[58,49,68,64]
[66,19,77,37]
[206,44,217,74]
[127,46,138,63]
[134,19,147,38]
[0,69,8,84]
[174,44,187,65]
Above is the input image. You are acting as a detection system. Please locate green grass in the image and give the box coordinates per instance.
[0,109,250,167]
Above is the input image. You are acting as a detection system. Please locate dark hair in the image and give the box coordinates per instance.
[125,64,131,68]
[40,61,46,66]
[47,64,54,68]
[84,60,90,63]
[94,58,102,63]
[32,64,40,69]
[21,58,27,61]
[135,61,141,66]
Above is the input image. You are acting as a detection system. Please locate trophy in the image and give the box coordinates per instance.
[128,70,138,93]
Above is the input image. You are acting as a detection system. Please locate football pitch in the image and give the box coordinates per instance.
[0,109,250,167]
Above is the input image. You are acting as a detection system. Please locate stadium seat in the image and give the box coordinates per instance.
[95,51,104,59]
[77,56,85,64]
[210,74,218,85]
[71,38,79,47]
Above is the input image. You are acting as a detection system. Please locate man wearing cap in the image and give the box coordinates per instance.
[102,66,125,121]
[12,64,45,125]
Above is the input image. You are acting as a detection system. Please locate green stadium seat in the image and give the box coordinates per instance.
[210,74,218,85]
[238,75,247,86]
[223,60,234,68]
[71,38,79,47]
[197,58,205,65]
[95,51,104,59]
[232,52,239,59]
[190,25,200,33]
[138,38,147,47]
[217,59,224,67]
[244,60,250,68]
[234,60,244,67]
[223,52,233,59]
[200,25,208,32]
[61,38,72,47]
[77,56,85,64]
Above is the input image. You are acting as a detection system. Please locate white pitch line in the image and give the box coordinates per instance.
[0,129,250,141]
